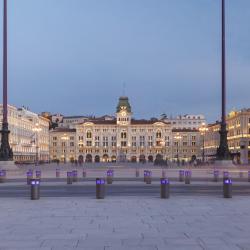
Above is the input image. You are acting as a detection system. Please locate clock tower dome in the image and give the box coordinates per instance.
[116,96,132,125]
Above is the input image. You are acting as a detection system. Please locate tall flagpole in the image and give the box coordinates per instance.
[0,0,13,161]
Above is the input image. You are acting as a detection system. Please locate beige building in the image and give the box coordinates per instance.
[0,105,50,162]
[49,97,201,163]
[50,128,76,162]
[162,114,206,130]
[204,109,250,164]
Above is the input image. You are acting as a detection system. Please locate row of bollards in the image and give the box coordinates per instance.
[1,168,248,201]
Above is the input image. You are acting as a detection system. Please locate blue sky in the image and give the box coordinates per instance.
[0,0,249,122]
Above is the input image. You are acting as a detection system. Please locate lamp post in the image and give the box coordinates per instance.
[32,123,42,165]
[174,133,182,164]
[0,0,13,161]
[61,134,69,163]
[217,0,230,160]
[199,123,208,163]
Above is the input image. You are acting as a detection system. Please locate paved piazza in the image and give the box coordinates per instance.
[1,163,250,250]
[0,195,250,250]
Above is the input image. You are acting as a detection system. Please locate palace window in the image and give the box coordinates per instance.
[121,132,127,139]
[86,131,92,139]
[156,131,162,138]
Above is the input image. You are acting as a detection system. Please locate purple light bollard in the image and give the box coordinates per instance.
[82,169,86,178]
[143,170,147,182]
[36,170,41,179]
[0,170,5,183]
[185,170,191,184]
[145,171,152,184]
[56,169,60,178]
[179,170,184,182]
[213,170,219,182]
[27,170,33,185]
[67,172,73,185]
[160,178,170,199]
[72,170,78,182]
[223,179,232,198]
[30,179,40,200]
[107,170,113,184]
[96,178,105,199]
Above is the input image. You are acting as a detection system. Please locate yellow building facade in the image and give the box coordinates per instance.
[204,109,250,164]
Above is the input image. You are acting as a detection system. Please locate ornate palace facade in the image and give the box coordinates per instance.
[50,97,201,163]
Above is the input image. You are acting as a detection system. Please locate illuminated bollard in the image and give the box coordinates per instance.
[107,170,113,184]
[143,170,147,182]
[223,179,232,198]
[2,170,6,180]
[72,170,78,182]
[82,169,87,178]
[56,169,60,178]
[145,171,152,184]
[27,170,33,185]
[36,170,41,179]
[213,170,219,182]
[30,179,40,200]
[0,170,5,183]
[136,169,139,178]
[223,171,229,182]
[185,170,191,184]
[67,172,73,185]
[160,178,170,199]
[96,178,105,199]
[179,170,184,182]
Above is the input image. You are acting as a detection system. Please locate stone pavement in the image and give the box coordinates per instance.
[0,196,250,250]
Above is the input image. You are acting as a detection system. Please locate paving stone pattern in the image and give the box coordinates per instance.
[0,196,250,250]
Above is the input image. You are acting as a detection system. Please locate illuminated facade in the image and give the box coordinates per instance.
[50,97,201,163]
[0,105,50,162]
[204,109,250,164]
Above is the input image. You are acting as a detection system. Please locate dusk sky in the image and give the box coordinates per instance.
[0,0,249,122]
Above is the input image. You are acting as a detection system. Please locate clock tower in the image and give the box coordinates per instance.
[116,96,132,125]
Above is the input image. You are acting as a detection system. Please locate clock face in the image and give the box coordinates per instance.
[121,111,126,117]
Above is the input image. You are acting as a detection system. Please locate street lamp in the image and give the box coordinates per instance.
[61,134,69,163]
[217,0,230,160]
[174,133,182,164]
[32,123,42,165]
[0,0,13,161]
[199,123,208,163]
